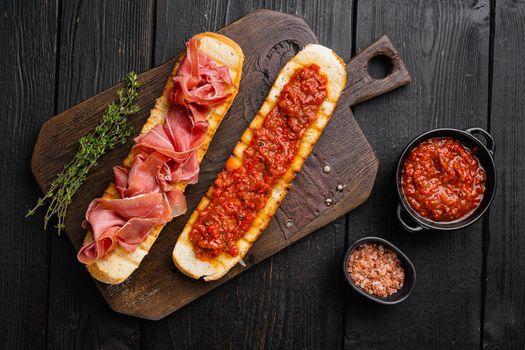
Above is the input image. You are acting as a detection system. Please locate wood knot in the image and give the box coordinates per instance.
[258,39,301,86]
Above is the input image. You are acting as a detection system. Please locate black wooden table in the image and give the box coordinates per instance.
[2,1,524,349]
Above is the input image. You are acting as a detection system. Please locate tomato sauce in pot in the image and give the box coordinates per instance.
[401,137,486,222]
[190,65,328,260]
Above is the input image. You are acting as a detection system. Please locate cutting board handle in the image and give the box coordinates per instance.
[346,35,412,107]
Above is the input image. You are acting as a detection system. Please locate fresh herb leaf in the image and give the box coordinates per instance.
[27,71,141,234]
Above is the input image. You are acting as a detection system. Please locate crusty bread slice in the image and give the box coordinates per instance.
[173,44,346,281]
[82,32,244,284]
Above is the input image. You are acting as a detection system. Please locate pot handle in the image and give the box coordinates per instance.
[465,127,495,156]
[396,204,424,232]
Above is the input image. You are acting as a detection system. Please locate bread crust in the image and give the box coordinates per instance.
[82,32,244,284]
[172,44,346,281]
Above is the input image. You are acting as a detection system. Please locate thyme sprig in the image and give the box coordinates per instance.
[27,71,141,234]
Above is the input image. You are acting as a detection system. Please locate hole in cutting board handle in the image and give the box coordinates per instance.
[367,54,394,80]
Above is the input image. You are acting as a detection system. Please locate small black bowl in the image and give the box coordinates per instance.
[396,127,496,232]
[343,237,416,305]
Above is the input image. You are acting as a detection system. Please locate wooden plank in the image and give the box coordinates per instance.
[154,0,229,65]
[30,10,411,321]
[257,7,354,347]
[483,1,525,348]
[45,1,155,348]
[346,0,489,348]
[0,1,57,348]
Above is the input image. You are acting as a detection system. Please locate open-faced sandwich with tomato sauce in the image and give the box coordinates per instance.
[172,44,346,280]
[77,32,244,284]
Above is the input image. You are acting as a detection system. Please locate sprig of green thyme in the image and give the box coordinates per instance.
[27,71,141,234]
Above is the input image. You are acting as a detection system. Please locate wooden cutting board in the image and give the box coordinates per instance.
[31,9,411,320]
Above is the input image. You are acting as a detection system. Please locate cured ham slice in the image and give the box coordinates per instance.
[133,106,208,163]
[78,36,235,265]
[78,193,166,263]
[170,38,232,108]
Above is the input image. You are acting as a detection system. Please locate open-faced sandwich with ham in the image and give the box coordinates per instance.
[172,44,346,280]
[77,32,244,284]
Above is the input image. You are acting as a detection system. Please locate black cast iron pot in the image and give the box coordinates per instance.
[396,127,496,232]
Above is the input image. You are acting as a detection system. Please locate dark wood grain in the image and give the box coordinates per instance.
[345,1,489,349]
[0,1,57,349]
[483,1,525,348]
[44,1,155,348]
[154,0,228,65]
[31,9,411,320]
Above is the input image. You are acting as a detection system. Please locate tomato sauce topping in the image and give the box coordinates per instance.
[189,65,328,260]
[401,137,486,222]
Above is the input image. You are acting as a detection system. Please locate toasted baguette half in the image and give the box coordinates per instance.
[173,44,346,281]
[82,32,244,284]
